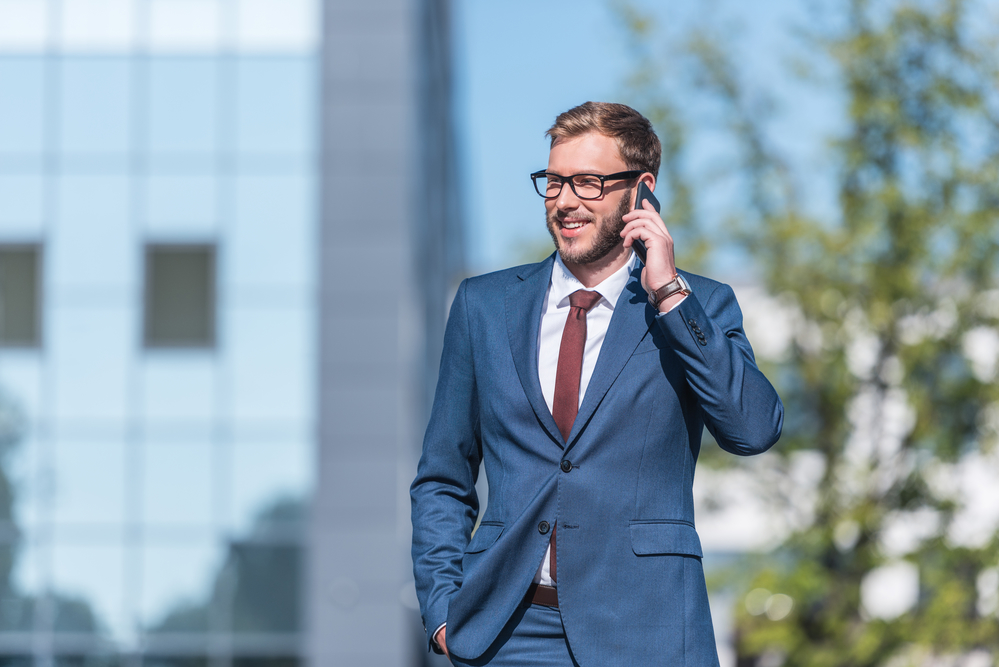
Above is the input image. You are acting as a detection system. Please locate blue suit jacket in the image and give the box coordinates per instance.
[411,255,783,665]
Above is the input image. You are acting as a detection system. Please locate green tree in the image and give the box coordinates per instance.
[617,0,999,664]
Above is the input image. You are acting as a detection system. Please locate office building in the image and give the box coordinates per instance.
[0,0,459,664]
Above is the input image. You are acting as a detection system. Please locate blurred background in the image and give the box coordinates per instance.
[0,0,997,666]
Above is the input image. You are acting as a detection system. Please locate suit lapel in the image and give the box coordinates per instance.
[506,254,564,448]
[566,263,653,448]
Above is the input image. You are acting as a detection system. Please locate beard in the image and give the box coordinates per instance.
[546,187,633,266]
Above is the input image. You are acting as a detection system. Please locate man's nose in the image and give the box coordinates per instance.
[554,181,581,211]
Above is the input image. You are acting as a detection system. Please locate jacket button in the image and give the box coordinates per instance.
[560,460,572,473]
[538,521,550,535]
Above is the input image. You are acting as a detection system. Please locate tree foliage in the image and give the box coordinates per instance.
[618,0,999,663]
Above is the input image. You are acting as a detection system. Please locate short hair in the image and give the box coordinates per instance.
[546,101,661,177]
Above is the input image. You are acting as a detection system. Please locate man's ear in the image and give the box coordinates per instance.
[639,172,657,192]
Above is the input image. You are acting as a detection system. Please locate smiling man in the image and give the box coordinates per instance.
[411,102,783,666]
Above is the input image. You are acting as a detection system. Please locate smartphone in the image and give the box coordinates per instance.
[632,181,660,264]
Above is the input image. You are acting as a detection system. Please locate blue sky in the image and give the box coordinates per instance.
[453,0,633,272]
[453,0,839,275]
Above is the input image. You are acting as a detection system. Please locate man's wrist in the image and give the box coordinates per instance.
[658,292,688,314]
[433,623,447,652]
[648,273,691,310]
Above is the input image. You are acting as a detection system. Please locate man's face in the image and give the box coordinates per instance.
[545,132,634,267]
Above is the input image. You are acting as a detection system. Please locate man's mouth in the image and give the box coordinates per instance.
[557,218,590,238]
[555,215,593,239]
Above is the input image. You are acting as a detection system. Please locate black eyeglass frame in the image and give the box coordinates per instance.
[530,170,644,200]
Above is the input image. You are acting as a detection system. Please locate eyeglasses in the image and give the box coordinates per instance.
[530,170,643,200]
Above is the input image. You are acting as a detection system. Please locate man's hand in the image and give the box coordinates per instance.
[621,198,683,312]
[435,625,449,659]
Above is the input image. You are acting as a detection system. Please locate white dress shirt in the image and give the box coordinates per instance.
[532,253,638,585]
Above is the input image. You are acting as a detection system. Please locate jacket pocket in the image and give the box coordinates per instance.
[465,522,504,554]
[629,521,702,558]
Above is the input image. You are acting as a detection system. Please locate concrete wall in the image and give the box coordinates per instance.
[310,0,460,664]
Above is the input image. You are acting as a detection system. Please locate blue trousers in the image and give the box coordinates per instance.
[449,603,580,667]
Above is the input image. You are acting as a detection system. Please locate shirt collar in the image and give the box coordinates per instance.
[550,252,638,310]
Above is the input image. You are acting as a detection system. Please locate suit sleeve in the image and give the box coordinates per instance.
[655,281,783,456]
[410,279,482,650]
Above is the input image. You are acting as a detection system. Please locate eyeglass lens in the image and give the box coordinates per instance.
[539,174,604,200]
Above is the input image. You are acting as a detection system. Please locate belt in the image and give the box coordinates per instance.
[524,583,558,608]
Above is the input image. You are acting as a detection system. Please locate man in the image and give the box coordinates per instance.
[411,102,783,666]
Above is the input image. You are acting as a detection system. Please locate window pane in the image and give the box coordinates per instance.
[230,172,314,289]
[59,0,138,52]
[59,58,131,156]
[142,541,220,634]
[144,171,218,235]
[9,533,42,608]
[227,306,310,422]
[143,438,213,526]
[231,441,309,533]
[0,173,44,234]
[0,543,34,633]
[225,495,303,633]
[9,434,42,529]
[0,246,41,346]
[229,540,301,633]
[0,1,49,51]
[0,353,43,420]
[147,58,219,156]
[235,57,316,156]
[148,0,223,51]
[235,0,319,51]
[49,305,132,422]
[144,245,216,348]
[50,541,126,637]
[51,439,126,526]
[141,355,217,424]
[53,655,122,667]
[143,660,208,667]
[52,174,133,291]
[0,58,45,155]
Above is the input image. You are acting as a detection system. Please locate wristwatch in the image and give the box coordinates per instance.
[648,274,691,309]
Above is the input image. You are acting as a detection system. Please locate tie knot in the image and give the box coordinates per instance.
[569,289,602,312]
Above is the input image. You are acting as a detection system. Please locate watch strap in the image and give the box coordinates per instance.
[648,274,691,309]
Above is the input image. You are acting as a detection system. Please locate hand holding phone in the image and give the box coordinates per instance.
[631,181,661,264]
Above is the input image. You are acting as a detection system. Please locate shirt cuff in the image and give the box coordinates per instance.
[662,293,688,313]
[432,622,446,650]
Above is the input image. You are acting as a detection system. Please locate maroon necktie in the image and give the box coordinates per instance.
[549,289,602,582]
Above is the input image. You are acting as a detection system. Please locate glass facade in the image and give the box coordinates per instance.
[0,2,319,664]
